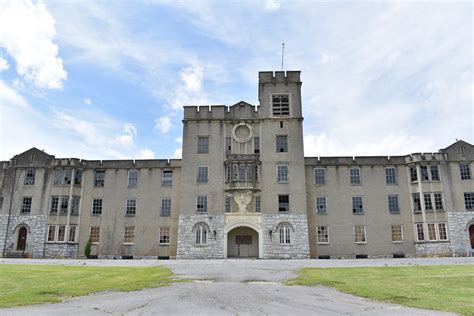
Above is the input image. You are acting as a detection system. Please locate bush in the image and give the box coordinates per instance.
[84,239,92,258]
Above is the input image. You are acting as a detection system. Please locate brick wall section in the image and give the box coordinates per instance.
[447,211,474,256]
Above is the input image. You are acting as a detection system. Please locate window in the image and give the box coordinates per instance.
[159,227,170,244]
[195,224,207,245]
[225,196,231,213]
[314,168,326,185]
[434,193,444,210]
[254,137,260,154]
[68,225,77,242]
[196,166,208,183]
[277,165,289,182]
[416,223,424,241]
[391,225,403,242]
[24,169,35,185]
[125,199,136,216]
[94,170,105,187]
[53,169,72,185]
[161,198,171,217]
[412,193,422,213]
[354,225,366,243]
[74,170,83,185]
[71,196,80,215]
[317,226,329,244]
[438,223,448,240]
[162,170,173,187]
[50,196,59,214]
[90,227,100,243]
[124,227,135,244]
[388,195,400,213]
[272,94,290,116]
[410,166,418,182]
[128,169,139,188]
[48,225,56,242]
[424,193,433,211]
[92,198,102,215]
[255,195,261,213]
[57,225,66,242]
[276,135,288,153]
[464,192,474,210]
[430,166,440,181]
[350,168,361,184]
[279,224,291,244]
[196,195,208,213]
[225,137,232,155]
[420,166,429,181]
[60,195,69,215]
[21,197,32,213]
[197,136,209,154]
[315,197,327,214]
[278,195,289,212]
[460,163,471,180]
[427,223,437,241]
[385,167,397,185]
[352,196,363,214]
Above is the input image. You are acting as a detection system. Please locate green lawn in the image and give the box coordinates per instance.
[286,265,474,315]
[0,264,176,308]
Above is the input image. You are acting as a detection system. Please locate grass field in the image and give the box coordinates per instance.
[286,265,474,315]
[0,264,176,308]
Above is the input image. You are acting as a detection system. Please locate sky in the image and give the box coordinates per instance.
[0,0,472,161]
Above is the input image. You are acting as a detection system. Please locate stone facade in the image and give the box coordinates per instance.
[262,214,310,259]
[177,215,225,259]
[0,214,47,258]
[44,243,79,259]
[415,242,452,257]
[447,211,474,256]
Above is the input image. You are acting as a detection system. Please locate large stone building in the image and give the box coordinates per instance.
[1,71,473,259]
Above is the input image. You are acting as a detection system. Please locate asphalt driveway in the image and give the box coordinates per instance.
[2,257,472,315]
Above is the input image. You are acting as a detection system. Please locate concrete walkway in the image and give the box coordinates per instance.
[2,257,472,315]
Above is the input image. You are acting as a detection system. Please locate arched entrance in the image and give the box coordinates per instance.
[469,224,474,249]
[17,227,28,251]
[227,226,259,258]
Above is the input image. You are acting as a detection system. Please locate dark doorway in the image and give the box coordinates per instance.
[17,227,27,251]
[469,225,474,249]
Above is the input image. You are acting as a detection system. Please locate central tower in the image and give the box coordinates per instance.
[176,71,309,259]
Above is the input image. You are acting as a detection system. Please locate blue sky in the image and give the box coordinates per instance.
[0,0,472,160]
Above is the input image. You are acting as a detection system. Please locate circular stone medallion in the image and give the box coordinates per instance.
[232,123,253,143]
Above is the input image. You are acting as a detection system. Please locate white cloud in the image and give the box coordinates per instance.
[0,56,9,71]
[173,148,182,159]
[115,123,137,148]
[136,148,155,159]
[83,98,92,105]
[265,0,280,11]
[175,137,183,143]
[165,61,209,110]
[154,116,173,134]
[0,0,67,89]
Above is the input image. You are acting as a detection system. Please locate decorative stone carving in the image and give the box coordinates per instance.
[233,190,253,213]
[232,123,253,143]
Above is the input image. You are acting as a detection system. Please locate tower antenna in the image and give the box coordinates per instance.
[281,43,285,71]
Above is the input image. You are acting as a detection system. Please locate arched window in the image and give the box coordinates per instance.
[195,223,208,245]
[279,224,291,244]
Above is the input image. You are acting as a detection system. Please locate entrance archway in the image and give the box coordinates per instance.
[469,224,474,249]
[227,226,259,258]
[17,227,27,251]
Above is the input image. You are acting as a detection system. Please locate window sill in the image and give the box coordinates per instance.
[159,243,170,246]
[389,211,401,215]
[124,214,136,217]
[353,212,364,215]
[317,242,330,245]
[316,212,327,215]
[91,214,102,217]
[160,214,171,217]
[392,241,403,243]
[350,183,362,186]
[355,242,367,244]
[123,243,134,245]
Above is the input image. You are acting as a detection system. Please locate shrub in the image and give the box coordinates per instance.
[84,239,92,258]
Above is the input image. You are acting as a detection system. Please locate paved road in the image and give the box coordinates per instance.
[2,257,472,315]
